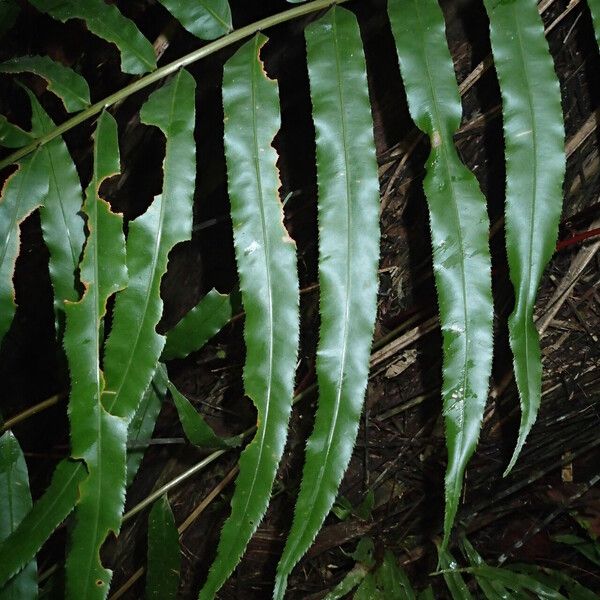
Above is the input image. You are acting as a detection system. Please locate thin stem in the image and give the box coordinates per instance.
[0,0,349,171]
[0,393,64,431]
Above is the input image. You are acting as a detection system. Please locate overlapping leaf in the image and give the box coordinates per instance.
[146,495,181,600]
[0,459,85,588]
[482,0,565,475]
[126,366,169,487]
[28,0,156,75]
[388,0,494,546]
[274,8,380,597]
[168,379,239,449]
[162,289,232,360]
[0,125,49,346]
[0,432,36,598]
[63,110,128,599]
[103,68,196,424]
[199,34,300,599]
[25,89,86,328]
[0,116,33,148]
[156,0,232,41]
[73,69,194,595]
[0,56,91,112]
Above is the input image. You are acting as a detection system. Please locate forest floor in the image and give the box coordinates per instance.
[1,0,600,598]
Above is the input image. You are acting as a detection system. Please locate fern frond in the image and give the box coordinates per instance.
[274,7,380,597]
[388,0,494,547]
[483,0,565,475]
[199,33,300,599]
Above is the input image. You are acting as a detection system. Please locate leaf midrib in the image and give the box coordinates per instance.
[280,9,355,565]
[105,73,183,417]
[414,0,471,487]
[231,33,276,537]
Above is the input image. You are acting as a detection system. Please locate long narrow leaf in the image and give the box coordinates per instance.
[460,537,508,600]
[156,0,232,41]
[162,289,232,361]
[376,551,416,600]
[168,379,239,449]
[28,0,156,75]
[126,366,169,487]
[199,33,300,599]
[482,0,565,475]
[0,124,49,346]
[438,547,474,600]
[103,68,196,424]
[274,8,380,597]
[146,495,180,600]
[0,56,91,112]
[63,110,128,599]
[82,70,195,595]
[0,432,36,598]
[0,459,85,588]
[388,0,493,546]
[25,89,85,328]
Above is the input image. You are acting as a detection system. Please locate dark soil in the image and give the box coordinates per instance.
[1,0,600,598]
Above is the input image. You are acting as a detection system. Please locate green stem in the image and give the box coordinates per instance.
[0,0,349,171]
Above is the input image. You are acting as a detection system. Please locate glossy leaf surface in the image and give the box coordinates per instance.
[0,129,48,346]
[146,495,180,600]
[0,432,36,599]
[388,0,493,546]
[483,0,565,474]
[162,289,232,360]
[156,0,232,40]
[63,110,128,599]
[0,459,85,588]
[199,34,300,599]
[126,366,168,487]
[438,546,474,600]
[274,8,380,597]
[28,0,156,74]
[103,68,196,424]
[0,56,91,112]
[26,89,85,328]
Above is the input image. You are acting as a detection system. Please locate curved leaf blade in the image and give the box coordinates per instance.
[126,366,169,487]
[0,56,91,112]
[28,0,156,75]
[274,8,380,597]
[103,68,196,423]
[146,495,181,600]
[482,0,565,474]
[0,138,49,346]
[388,0,494,547]
[162,289,232,361]
[0,459,85,588]
[0,432,37,599]
[168,378,238,449]
[156,0,232,41]
[63,110,128,599]
[25,89,86,329]
[437,547,474,600]
[0,115,34,148]
[199,33,300,599]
